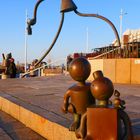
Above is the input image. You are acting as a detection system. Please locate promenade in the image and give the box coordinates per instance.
[0,75,139,139]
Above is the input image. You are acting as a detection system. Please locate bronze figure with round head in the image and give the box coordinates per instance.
[90,70,114,106]
[69,57,91,83]
[62,57,95,131]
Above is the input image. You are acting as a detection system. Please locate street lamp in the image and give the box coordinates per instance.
[24,10,28,73]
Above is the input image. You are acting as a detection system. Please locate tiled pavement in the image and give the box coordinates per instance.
[0,75,139,139]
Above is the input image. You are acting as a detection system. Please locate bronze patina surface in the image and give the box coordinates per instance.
[90,70,114,106]
[62,57,95,131]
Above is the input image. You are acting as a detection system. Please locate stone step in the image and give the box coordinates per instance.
[0,110,46,140]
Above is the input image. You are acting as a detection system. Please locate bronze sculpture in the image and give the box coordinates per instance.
[62,57,95,131]
[26,1,134,139]
[90,70,114,106]
[76,70,133,140]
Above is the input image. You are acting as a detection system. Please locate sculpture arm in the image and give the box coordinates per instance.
[62,90,71,113]
[118,109,133,140]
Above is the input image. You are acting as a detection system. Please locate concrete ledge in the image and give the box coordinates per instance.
[0,96,79,140]
[0,95,139,140]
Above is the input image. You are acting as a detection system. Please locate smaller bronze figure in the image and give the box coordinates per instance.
[113,89,125,110]
[76,70,133,140]
[62,57,95,131]
[90,70,114,106]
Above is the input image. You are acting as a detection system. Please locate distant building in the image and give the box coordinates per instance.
[113,29,140,46]
[123,29,140,43]
[67,29,140,62]
[94,29,140,59]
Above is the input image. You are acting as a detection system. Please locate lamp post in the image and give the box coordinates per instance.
[24,10,28,73]
[120,9,127,47]
[86,27,89,53]
[120,9,123,42]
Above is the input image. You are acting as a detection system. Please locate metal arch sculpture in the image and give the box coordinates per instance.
[27,0,120,68]
[73,9,121,47]
[27,0,65,67]
[60,0,121,47]
[27,0,44,35]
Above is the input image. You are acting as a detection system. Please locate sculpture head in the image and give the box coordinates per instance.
[90,70,114,106]
[69,57,91,82]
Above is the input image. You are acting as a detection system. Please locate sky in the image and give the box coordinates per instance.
[0,0,140,64]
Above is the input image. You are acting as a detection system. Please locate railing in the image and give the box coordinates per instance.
[20,58,66,78]
[89,46,121,59]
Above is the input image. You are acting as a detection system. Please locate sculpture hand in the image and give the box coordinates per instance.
[75,129,84,139]
[61,104,68,113]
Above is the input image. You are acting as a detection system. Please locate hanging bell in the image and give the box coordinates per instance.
[61,0,77,13]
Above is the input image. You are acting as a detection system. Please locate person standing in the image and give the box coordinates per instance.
[9,58,17,78]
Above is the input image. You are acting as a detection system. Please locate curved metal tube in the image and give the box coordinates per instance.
[28,0,44,26]
[74,9,121,47]
[33,0,44,23]
[27,0,44,35]
[34,12,65,67]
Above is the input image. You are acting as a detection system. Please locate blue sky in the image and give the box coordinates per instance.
[0,0,140,64]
